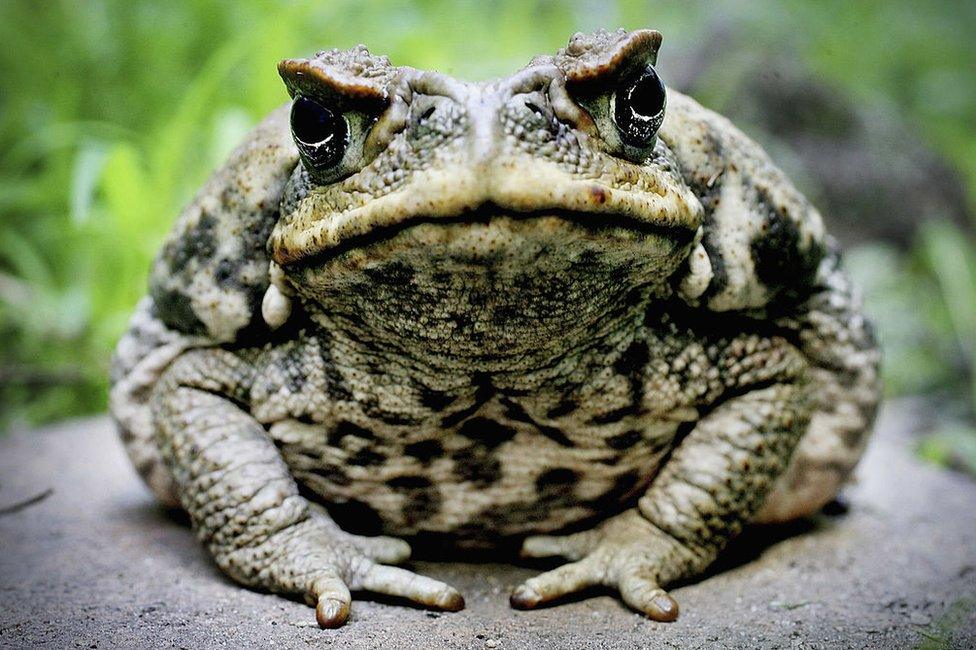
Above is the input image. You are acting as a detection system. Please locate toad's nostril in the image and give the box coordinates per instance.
[524,101,545,116]
[418,106,436,122]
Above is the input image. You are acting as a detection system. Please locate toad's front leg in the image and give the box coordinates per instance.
[152,349,464,628]
[512,380,808,620]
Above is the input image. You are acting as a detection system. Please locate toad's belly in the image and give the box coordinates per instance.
[268,400,680,540]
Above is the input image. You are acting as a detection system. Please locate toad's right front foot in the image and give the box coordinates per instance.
[220,516,464,628]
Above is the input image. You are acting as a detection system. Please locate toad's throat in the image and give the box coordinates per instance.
[287,207,696,369]
[276,204,697,268]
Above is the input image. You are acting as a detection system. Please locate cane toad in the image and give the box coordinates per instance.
[110,28,880,628]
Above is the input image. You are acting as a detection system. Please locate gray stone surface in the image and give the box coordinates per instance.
[1,403,974,649]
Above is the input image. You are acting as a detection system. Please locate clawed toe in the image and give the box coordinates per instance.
[510,558,602,609]
[310,573,352,628]
[647,592,680,622]
[306,558,464,628]
[357,564,465,612]
[619,572,679,621]
[315,597,351,628]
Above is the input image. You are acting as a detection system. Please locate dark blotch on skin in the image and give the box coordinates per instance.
[534,423,574,447]
[328,420,377,446]
[672,419,697,446]
[153,288,206,334]
[162,211,217,271]
[608,469,641,500]
[457,417,517,448]
[387,475,432,489]
[606,429,643,450]
[347,447,386,467]
[303,465,352,487]
[590,404,639,425]
[362,260,415,287]
[546,397,578,419]
[821,497,850,517]
[327,499,384,536]
[614,339,650,377]
[213,258,238,286]
[534,468,581,510]
[681,130,730,304]
[405,439,444,463]
[750,184,822,296]
[387,475,442,525]
[616,338,650,412]
[418,385,457,411]
[535,468,579,489]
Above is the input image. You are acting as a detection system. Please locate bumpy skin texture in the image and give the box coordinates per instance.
[110,28,880,627]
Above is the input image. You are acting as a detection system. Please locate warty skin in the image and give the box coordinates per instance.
[110,28,880,628]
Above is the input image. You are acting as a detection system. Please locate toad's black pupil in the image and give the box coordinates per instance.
[292,96,336,144]
[628,68,665,118]
[290,96,347,170]
[614,66,667,148]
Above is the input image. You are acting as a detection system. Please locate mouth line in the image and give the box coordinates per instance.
[280,203,697,267]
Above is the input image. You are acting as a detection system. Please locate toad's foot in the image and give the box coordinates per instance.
[512,509,698,621]
[512,379,811,620]
[225,514,464,629]
[300,509,463,626]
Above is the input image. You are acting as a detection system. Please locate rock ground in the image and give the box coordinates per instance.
[1,402,974,649]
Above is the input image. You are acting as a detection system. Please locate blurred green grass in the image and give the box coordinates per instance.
[1,0,974,471]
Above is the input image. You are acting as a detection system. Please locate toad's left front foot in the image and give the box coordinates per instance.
[511,509,701,621]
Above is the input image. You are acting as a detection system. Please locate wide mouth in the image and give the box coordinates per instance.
[276,203,697,268]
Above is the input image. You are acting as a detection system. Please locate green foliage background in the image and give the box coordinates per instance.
[1,0,974,469]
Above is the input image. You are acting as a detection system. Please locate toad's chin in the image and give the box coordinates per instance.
[284,211,695,367]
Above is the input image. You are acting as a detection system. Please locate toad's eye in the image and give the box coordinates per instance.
[290,96,349,170]
[613,66,666,148]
